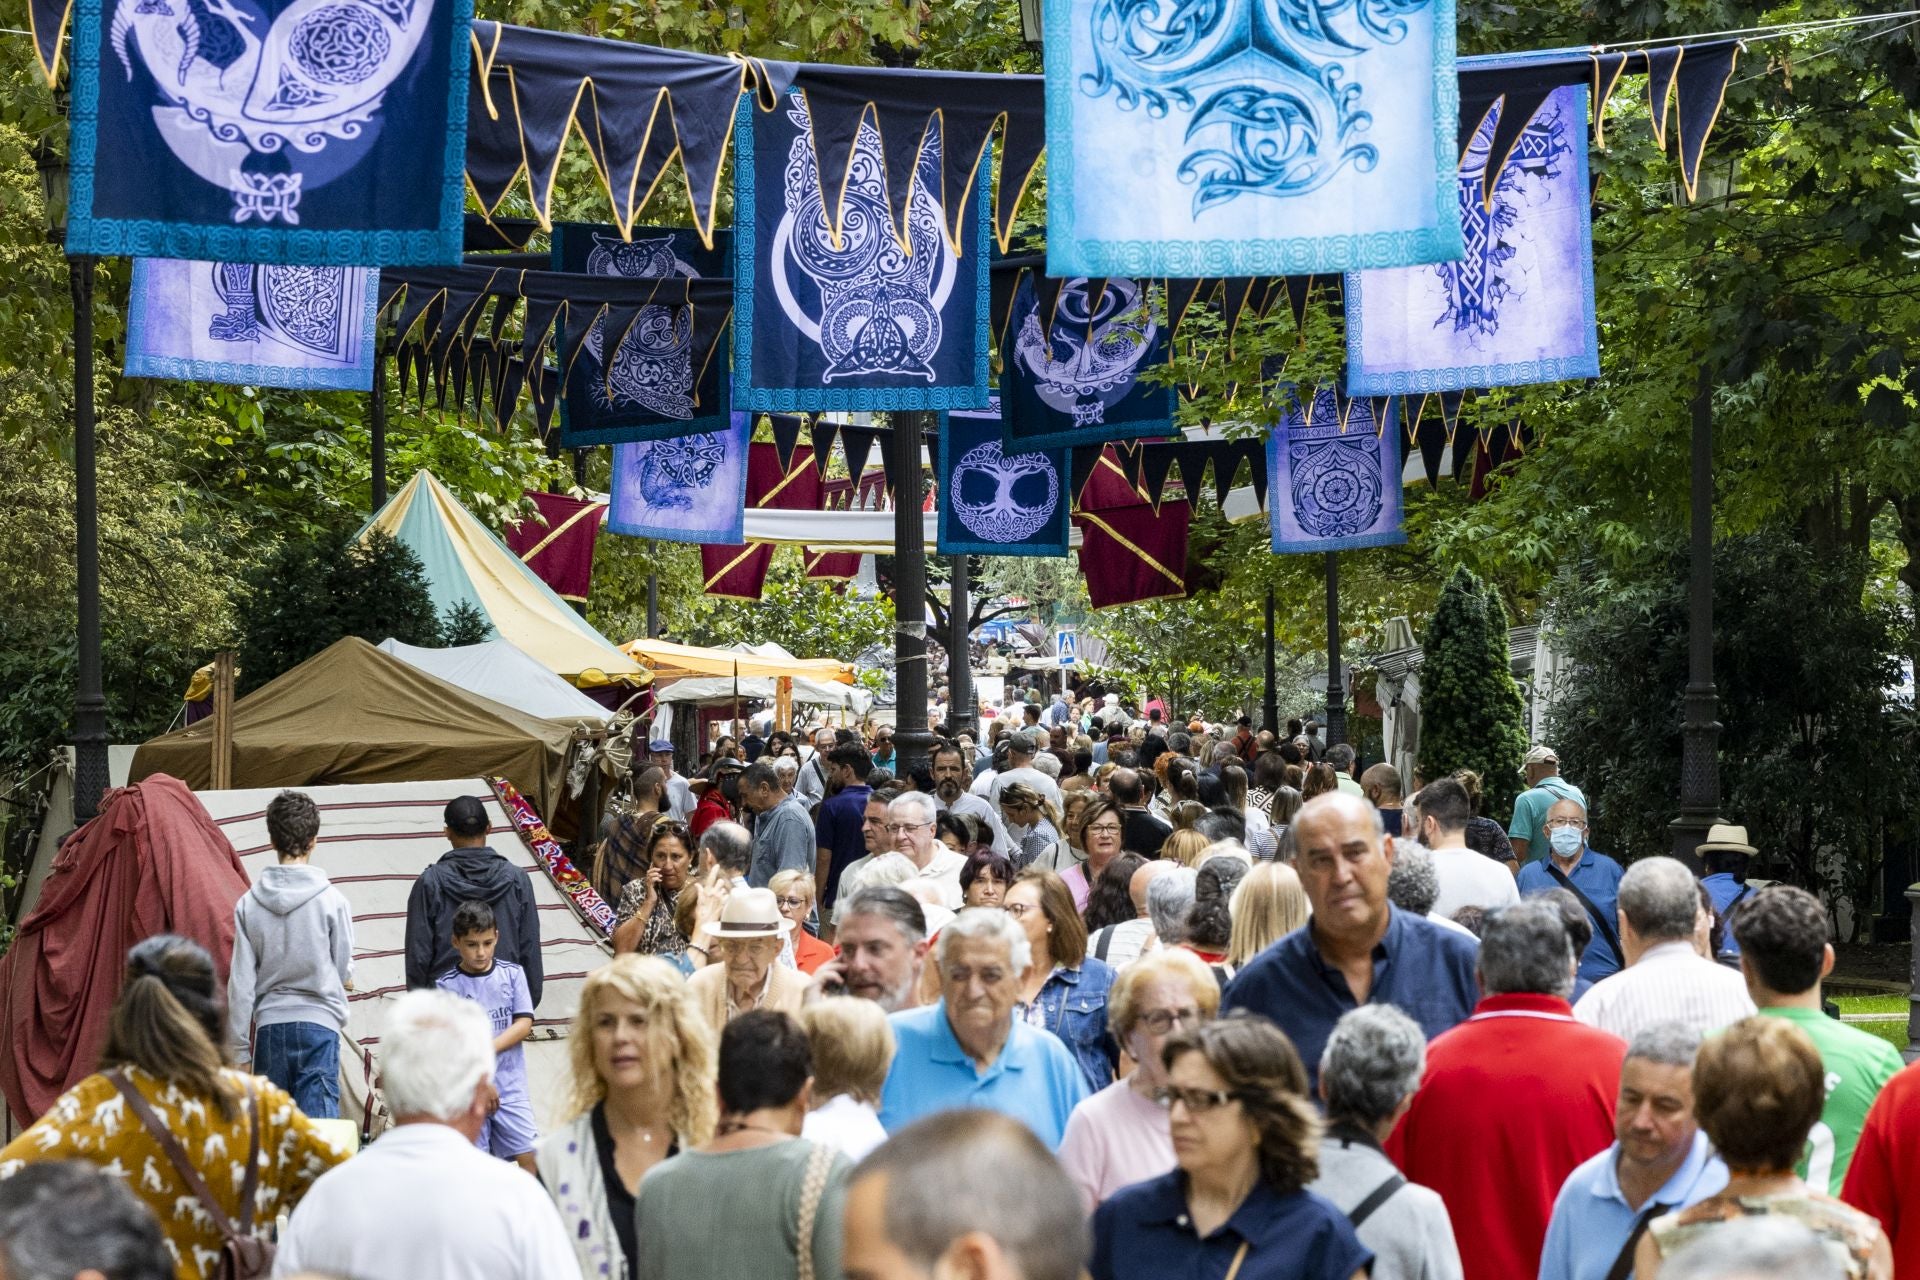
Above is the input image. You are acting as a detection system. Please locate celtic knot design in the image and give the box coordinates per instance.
[1288,389,1383,538]
[1012,277,1156,427]
[1435,100,1567,339]
[635,434,727,510]
[1080,0,1432,214]
[261,266,346,350]
[774,94,951,383]
[290,5,391,85]
[582,232,700,419]
[950,440,1060,543]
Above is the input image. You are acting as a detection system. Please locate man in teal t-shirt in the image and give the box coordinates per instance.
[1507,745,1586,863]
[1734,884,1902,1194]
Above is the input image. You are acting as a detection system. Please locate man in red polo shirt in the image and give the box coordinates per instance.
[1388,899,1626,1279]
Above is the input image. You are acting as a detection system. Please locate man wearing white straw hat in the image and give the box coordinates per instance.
[1696,823,1759,962]
[688,887,810,1033]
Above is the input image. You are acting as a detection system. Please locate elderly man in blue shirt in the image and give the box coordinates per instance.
[1538,1022,1729,1280]
[1516,796,1626,984]
[1221,791,1480,1090]
[879,908,1089,1147]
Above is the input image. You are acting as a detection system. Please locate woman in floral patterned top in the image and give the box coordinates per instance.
[612,821,695,959]
[0,936,346,1280]
[1635,1017,1891,1280]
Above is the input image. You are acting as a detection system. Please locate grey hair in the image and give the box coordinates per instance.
[1626,1021,1703,1069]
[0,1161,173,1280]
[841,885,928,946]
[699,820,753,875]
[1661,1216,1845,1280]
[771,755,800,785]
[851,1111,1090,1280]
[1618,856,1701,943]
[380,989,496,1121]
[1386,840,1439,917]
[888,791,938,827]
[1319,1004,1427,1128]
[1147,866,1199,943]
[1031,752,1062,780]
[1478,900,1576,998]
[937,906,1033,973]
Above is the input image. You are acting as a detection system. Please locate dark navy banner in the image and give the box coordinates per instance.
[939,404,1069,558]
[553,223,732,448]
[1002,274,1174,450]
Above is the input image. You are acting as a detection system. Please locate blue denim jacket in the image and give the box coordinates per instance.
[1025,958,1118,1091]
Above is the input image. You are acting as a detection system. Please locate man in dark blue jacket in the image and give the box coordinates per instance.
[404,795,542,1006]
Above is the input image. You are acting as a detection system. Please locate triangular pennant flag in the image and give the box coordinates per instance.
[1417,419,1447,488]
[770,414,806,473]
[1116,440,1147,493]
[1644,46,1684,151]
[1165,278,1212,338]
[1673,41,1740,201]
[1139,444,1180,508]
[519,296,565,369]
[533,367,563,438]
[840,426,880,486]
[1070,443,1107,508]
[1245,435,1269,510]
[554,303,602,382]
[811,419,841,477]
[464,69,527,219]
[1591,51,1632,149]
[992,103,1047,254]
[1478,88,1561,202]
[1438,390,1467,432]
[1453,425,1481,482]
[800,91,932,257]
[1169,441,1214,507]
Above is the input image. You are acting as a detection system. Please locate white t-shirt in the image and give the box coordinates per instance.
[912,846,968,909]
[1429,846,1521,921]
[274,1123,578,1280]
[987,765,1064,810]
[802,1093,888,1163]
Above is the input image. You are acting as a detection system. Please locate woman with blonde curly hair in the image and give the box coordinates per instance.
[536,956,719,1280]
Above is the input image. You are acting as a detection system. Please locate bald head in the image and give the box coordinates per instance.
[1292,792,1392,945]
[1130,859,1172,915]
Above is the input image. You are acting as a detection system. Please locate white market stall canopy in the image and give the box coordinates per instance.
[377,637,613,723]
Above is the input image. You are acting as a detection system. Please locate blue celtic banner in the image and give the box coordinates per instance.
[1267,389,1405,553]
[939,404,1070,558]
[607,412,751,545]
[124,256,377,389]
[1001,274,1175,450]
[67,0,471,264]
[1042,0,1462,277]
[732,91,992,413]
[1346,84,1598,395]
[553,223,732,448]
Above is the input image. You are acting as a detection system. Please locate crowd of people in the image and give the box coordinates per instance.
[4,696,1919,1280]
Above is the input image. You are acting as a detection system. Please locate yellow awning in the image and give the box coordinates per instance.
[622,638,854,684]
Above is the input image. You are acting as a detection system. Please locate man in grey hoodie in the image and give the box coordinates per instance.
[228,789,355,1118]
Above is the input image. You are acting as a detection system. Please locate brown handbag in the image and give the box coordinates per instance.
[108,1070,274,1280]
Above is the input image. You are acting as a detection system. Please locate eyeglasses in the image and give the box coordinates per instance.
[1544,818,1585,831]
[1153,1086,1243,1113]
[885,822,933,834]
[1083,823,1123,836]
[1005,901,1037,918]
[774,896,810,911]
[1136,1007,1204,1035]
[718,938,781,957]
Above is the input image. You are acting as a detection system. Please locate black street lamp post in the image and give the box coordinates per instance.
[949,553,975,741]
[1263,584,1279,733]
[1670,365,1722,865]
[1323,551,1346,746]
[891,412,935,778]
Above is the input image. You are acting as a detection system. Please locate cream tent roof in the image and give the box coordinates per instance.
[622,637,854,683]
[358,471,643,686]
[376,637,613,723]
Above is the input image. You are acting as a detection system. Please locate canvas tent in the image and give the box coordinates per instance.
[130,638,577,821]
[359,471,644,688]
[623,637,855,684]
[377,637,616,723]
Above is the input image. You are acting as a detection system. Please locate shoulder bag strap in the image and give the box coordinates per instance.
[1604,1201,1674,1280]
[237,1085,260,1234]
[107,1071,246,1243]
[1094,928,1115,963]
[794,1141,835,1280]
[1546,863,1626,969]
[1346,1172,1406,1231]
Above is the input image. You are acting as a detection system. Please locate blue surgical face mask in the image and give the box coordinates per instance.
[1549,826,1584,859]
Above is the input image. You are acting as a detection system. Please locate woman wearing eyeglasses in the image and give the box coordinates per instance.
[1064,797,1127,913]
[767,869,835,973]
[1006,868,1119,1092]
[1058,948,1221,1210]
[1090,1016,1373,1280]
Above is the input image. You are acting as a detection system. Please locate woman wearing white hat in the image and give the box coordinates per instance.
[688,888,811,1033]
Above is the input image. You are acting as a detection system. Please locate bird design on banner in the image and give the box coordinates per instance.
[1012,277,1158,427]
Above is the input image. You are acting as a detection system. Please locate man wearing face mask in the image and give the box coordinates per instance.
[1518,797,1626,985]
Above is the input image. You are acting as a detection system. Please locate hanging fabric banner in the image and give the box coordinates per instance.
[1041,0,1461,276]
[1001,273,1175,449]
[938,405,1069,558]
[1076,499,1191,608]
[1346,84,1598,395]
[1267,389,1406,553]
[552,223,733,448]
[123,258,376,390]
[67,0,471,263]
[607,413,751,544]
[503,491,604,604]
[732,87,992,413]
[701,443,825,600]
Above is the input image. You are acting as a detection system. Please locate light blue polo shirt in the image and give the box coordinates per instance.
[1537,1132,1728,1280]
[878,1002,1090,1148]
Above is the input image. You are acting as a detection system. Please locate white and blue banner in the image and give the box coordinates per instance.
[607,412,751,544]
[124,257,377,390]
[939,404,1070,557]
[1041,0,1462,276]
[1345,84,1599,395]
[1267,388,1405,553]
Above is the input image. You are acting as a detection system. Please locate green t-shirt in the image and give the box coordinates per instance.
[1507,775,1586,855]
[1759,1004,1904,1194]
[633,1139,849,1280]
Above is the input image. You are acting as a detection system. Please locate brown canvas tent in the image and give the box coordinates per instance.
[131,638,578,819]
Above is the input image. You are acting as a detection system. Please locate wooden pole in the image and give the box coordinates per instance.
[210,650,236,790]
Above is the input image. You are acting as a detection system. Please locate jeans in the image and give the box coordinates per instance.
[253,1021,341,1118]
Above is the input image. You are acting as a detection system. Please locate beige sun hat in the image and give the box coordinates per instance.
[703,887,797,938]
[1696,824,1757,856]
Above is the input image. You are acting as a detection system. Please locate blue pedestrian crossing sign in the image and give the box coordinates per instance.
[1057,629,1078,667]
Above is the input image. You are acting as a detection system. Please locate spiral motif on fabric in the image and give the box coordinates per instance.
[289,5,391,86]
[1289,434,1383,538]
